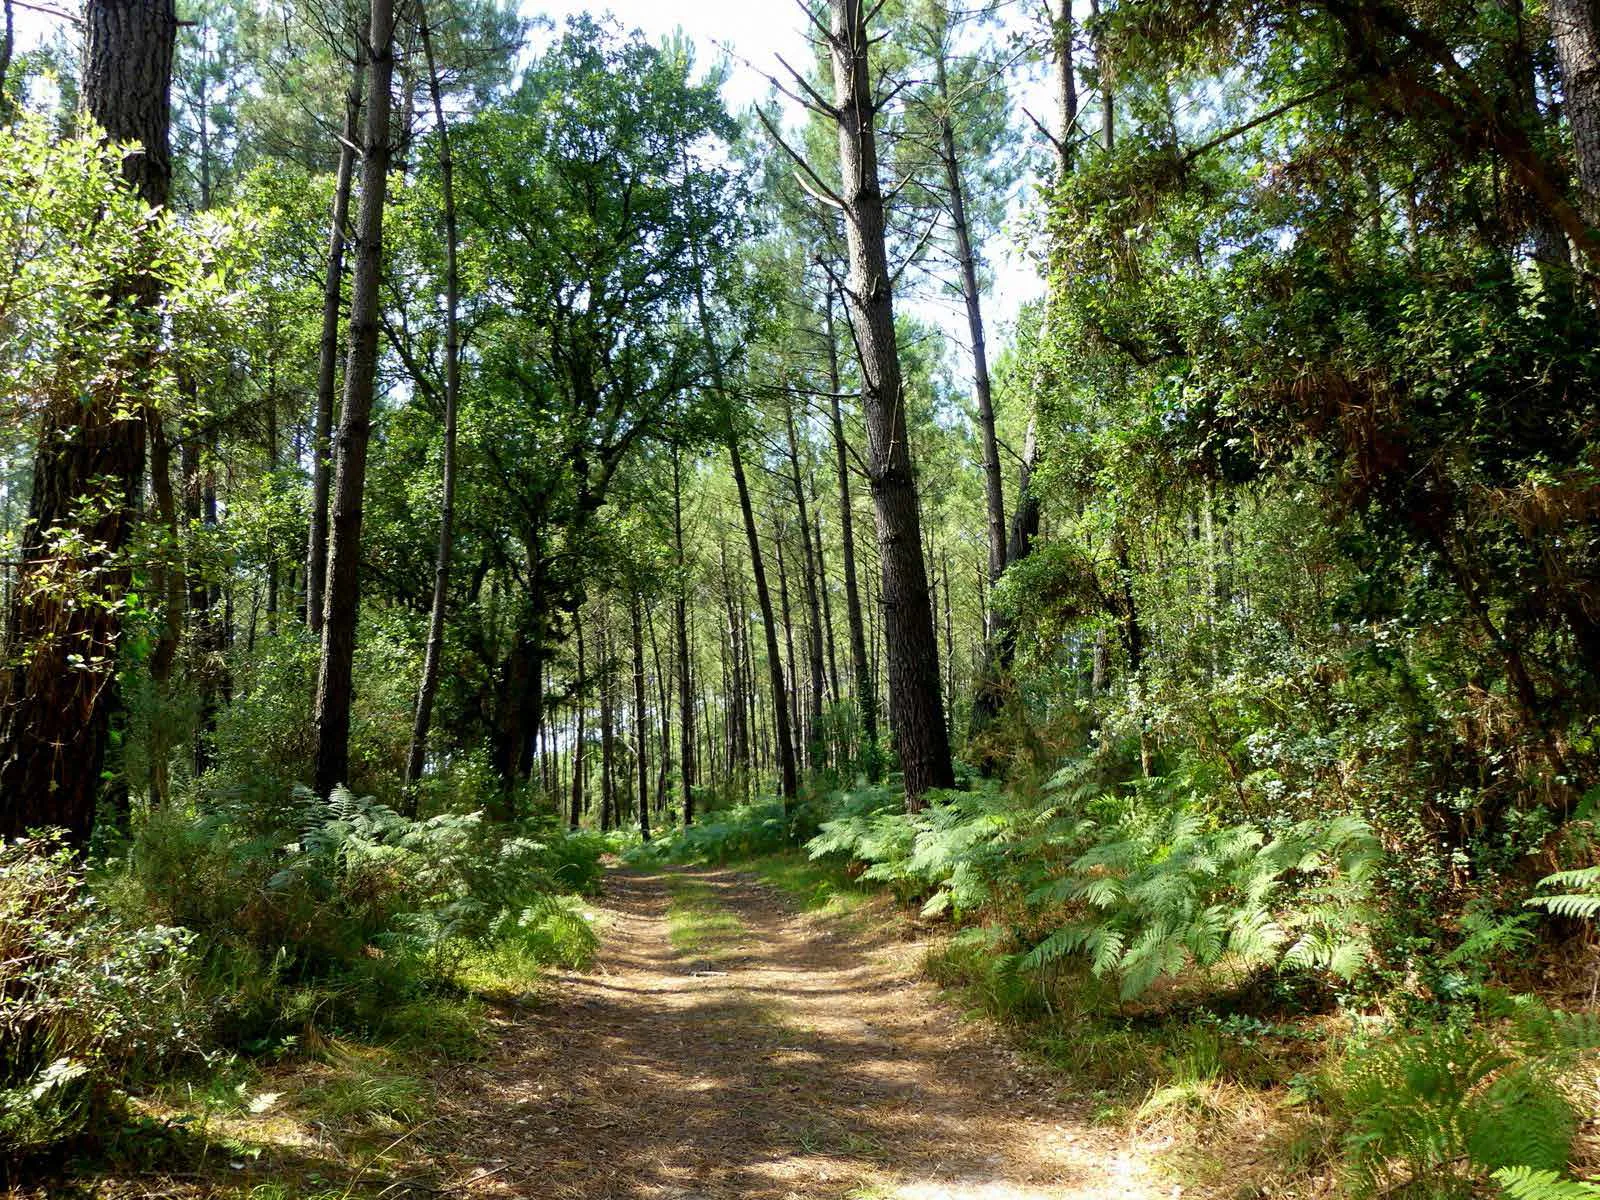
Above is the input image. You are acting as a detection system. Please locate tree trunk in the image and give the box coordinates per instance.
[824,289,878,752]
[145,406,184,807]
[934,55,1005,596]
[404,6,460,789]
[631,592,651,841]
[313,0,395,798]
[673,451,696,823]
[599,610,615,833]
[1090,0,1113,151]
[784,399,827,768]
[773,517,800,748]
[647,602,671,819]
[815,494,841,704]
[307,43,364,636]
[829,0,953,806]
[0,0,175,842]
[569,614,586,829]
[1550,0,1600,224]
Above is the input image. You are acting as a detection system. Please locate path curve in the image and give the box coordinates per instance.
[436,866,1157,1200]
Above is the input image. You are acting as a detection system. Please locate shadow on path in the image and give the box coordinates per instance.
[433,866,1154,1200]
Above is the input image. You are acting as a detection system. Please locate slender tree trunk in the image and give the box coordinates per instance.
[599,610,615,833]
[784,400,827,768]
[0,0,175,840]
[313,0,395,798]
[829,0,953,805]
[933,55,1004,595]
[691,282,798,802]
[145,407,184,807]
[405,6,460,788]
[673,452,697,823]
[773,518,799,748]
[814,492,841,704]
[647,603,671,818]
[631,592,651,841]
[570,614,586,829]
[1090,0,1113,151]
[307,43,364,636]
[824,290,878,753]
[265,364,280,636]
[0,0,14,121]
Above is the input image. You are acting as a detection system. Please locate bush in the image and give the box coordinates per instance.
[117,788,606,1043]
[0,835,196,1156]
[1317,999,1600,1197]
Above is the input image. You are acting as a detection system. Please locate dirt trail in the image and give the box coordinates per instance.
[436,866,1158,1200]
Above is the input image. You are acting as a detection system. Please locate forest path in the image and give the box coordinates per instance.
[438,865,1158,1200]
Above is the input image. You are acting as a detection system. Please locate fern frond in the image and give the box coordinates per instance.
[1493,1167,1600,1200]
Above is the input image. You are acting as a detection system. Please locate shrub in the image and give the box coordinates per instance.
[1321,1000,1600,1197]
[0,835,196,1156]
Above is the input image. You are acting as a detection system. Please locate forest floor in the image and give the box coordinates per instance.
[429,864,1161,1200]
[29,863,1168,1200]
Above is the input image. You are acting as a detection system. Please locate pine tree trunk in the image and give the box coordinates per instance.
[647,603,671,818]
[307,44,364,635]
[934,58,1004,595]
[829,0,953,806]
[773,518,800,749]
[784,399,827,768]
[405,6,459,789]
[824,290,878,753]
[1551,0,1600,224]
[673,452,696,823]
[690,255,798,801]
[569,614,586,829]
[0,0,175,841]
[631,592,650,841]
[814,496,841,704]
[599,612,615,833]
[313,0,395,798]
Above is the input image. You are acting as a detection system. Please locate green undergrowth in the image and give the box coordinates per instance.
[742,851,872,919]
[2,785,607,1179]
[640,774,1600,1199]
[665,875,749,958]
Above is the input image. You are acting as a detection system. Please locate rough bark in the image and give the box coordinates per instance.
[307,44,364,636]
[313,0,395,798]
[1550,0,1600,224]
[829,0,953,805]
[0,0,175,841]
[405,6,460,788]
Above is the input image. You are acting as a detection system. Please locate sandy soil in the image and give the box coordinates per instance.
[430,865,1159,1200]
